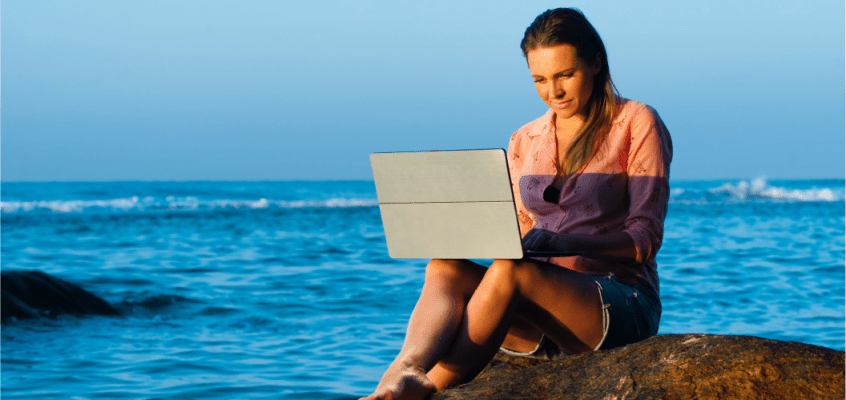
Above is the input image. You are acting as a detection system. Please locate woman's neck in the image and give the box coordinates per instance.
[555,114,586,140]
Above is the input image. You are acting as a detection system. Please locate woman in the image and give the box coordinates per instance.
[362,8,672,400]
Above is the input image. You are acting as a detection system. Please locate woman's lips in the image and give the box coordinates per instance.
[553,100,571,109]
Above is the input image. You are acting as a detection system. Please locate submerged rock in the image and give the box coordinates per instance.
[434,334,845,400]
[2,270,120,322]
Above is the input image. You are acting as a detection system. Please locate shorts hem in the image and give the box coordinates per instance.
[499,280,609,359]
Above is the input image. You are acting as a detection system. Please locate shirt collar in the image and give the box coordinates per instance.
[527,109,556,137]
[530,98,629,137]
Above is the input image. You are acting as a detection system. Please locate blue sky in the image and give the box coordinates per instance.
[3,0,844,181]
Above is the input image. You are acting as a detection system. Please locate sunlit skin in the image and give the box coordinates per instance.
[360,45,637,400]
[527,43,600,162]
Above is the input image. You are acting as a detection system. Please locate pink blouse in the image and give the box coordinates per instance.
[507,98,672,294]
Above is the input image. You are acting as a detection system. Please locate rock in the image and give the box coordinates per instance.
[434,334,845,400]
[2,270,120,323]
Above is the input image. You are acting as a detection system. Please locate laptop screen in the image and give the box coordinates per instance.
[370,149,525,259]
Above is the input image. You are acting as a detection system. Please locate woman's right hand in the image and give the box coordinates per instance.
[524,229,639,263]
[521,228,573,252]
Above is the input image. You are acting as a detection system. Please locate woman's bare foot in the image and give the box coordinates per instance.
[360,361,437,400]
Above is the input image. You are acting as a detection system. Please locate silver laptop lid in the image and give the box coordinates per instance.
[370,149,524,259]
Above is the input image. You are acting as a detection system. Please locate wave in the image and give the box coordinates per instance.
[0,196,379,214]
[2,178,841,214]
[670,177,843,204]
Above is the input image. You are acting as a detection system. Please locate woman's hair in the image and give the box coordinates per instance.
[521,8,620,176]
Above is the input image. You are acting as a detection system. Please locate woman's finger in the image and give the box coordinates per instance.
[521,229,540,249]
[523,229,552,250]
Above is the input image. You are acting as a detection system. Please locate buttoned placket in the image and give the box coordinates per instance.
[539,116,568,243]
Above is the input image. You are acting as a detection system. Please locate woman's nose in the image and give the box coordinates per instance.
[549,81,564,98]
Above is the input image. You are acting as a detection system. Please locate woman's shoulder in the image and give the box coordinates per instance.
[611,98,671,144]
[613,98,661,126]
[612,98,673,163]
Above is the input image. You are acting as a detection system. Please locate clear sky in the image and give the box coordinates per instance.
[3,0,844,182]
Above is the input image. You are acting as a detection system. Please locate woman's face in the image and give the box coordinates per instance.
[527,44,599,124]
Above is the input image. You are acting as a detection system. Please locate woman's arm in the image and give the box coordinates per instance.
[621,104,673,264]
[522,229,637,263]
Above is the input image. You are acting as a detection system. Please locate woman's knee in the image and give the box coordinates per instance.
[425,259,483,295]
[487,259,536,287]
[426,259,470,282]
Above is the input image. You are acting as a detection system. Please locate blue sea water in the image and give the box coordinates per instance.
[2,178,844,399]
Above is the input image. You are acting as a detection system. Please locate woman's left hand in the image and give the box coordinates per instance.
[521,228,574,252]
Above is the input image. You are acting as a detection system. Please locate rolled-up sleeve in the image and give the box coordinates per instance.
[623,105,673,264]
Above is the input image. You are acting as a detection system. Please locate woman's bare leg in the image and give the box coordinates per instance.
[361,257,604,398]
[426,258,604,389]
[360,259,487,400]
[500,315,544,352]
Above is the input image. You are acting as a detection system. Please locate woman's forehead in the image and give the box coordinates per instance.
[527,44,582,73]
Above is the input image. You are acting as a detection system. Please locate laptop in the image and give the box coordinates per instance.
[370,149,582,259]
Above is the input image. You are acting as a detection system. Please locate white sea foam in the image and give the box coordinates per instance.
[2,178,840,214]
[0,197,144,213]
[0,197,379,214]
[706,177,842,202]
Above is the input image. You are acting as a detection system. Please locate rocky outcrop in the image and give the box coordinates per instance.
[435,334,845,400]
[1,270,120,322]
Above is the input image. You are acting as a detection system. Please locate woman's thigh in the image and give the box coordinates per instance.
[501,269,663,358]
[426,258,606,355]
[489,258,605,355]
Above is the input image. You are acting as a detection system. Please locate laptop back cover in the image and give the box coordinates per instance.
[370,149,524,259]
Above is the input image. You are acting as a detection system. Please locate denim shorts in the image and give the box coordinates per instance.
[500,274,661,359]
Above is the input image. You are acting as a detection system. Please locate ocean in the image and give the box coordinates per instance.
[2,178,844,399]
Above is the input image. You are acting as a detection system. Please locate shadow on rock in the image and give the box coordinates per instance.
[2,270,121,323]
